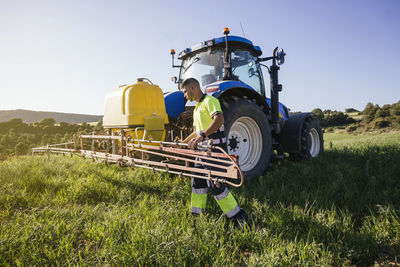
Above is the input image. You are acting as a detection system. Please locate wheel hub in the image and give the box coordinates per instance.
[228,136,239,151]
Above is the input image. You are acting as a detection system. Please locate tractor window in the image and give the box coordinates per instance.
[180,49,225,88]
[231,50,263,95]
[179,48,264,95]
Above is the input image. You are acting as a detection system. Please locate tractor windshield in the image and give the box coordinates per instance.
[180,48,263,94]
[180,49,225,88]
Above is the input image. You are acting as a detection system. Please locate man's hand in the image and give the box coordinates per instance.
[188,136,203,150]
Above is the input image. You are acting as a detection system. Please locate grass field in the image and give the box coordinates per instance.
[1,132,399,266]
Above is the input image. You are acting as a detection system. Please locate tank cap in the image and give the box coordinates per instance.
[137,78,153,84]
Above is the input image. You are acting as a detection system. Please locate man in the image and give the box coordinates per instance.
[181,78,248,226]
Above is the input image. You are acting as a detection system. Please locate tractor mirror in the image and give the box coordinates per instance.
[277,49,285,65]
[171,76,178,83]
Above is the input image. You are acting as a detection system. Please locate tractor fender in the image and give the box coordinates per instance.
[164,91,185,119]
[278,112,312,153]
[216,87,270,115]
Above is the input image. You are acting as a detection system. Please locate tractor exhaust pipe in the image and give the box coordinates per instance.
[270,47,282,134]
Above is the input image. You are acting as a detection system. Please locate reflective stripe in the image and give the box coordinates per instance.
[214,187,229,201]
[225,205,241,218]
[216,192,239,215]
[200,137,226,145]
[191,207,203,215]
[191,192,207,209]
[192,188,208,194]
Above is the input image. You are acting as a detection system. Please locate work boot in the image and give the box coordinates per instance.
[191,212,200,228]
[229,209,249,228]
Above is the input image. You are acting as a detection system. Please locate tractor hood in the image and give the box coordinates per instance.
[178,35,262,60]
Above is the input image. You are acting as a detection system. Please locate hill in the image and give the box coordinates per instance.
[0,109,102,124]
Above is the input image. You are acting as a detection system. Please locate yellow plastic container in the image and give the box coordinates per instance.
[103,79,168,128]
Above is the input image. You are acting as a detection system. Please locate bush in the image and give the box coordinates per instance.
[391,101,400,116]
[345,108,359,113]
[15,142,29,155]
[363,102,379,123]
[346,125,358,133]
[372,118,391,129]
[321,112,355,127]
[375,106,391,118]
[312,108,324,121]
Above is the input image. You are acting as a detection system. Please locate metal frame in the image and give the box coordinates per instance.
[32,133,244,187]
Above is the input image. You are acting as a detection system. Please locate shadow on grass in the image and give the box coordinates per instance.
[243,145,400,216]
[238,144,400,265]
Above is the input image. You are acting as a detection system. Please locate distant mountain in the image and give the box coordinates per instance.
[0,109,103,124]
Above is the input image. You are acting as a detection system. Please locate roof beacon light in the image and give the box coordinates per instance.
[223,27,230,35]
[170,49,180,69]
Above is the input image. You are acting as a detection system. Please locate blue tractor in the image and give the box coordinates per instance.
[164,28,324,179]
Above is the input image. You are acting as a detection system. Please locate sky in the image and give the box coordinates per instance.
[0,0,399,115]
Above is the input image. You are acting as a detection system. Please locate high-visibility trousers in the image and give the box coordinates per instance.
[191,177,241,218]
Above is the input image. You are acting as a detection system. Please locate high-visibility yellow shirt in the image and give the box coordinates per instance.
[193,94,223,132]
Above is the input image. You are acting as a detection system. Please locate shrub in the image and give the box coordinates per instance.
[363,102,379,123]
[375,106,391,118]
[372,118,391,129]
[321,112,355,127]
[312,108,324,121]
[15,142,29,155]
[346,125,358,133]
[345,108,359,113]
[391,101,400,116]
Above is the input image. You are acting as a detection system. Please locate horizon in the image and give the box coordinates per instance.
[1,0,399,114]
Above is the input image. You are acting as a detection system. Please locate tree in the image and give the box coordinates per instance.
[375,106,391,118]
[59,122,70,128]
[54,133,62,143]
[62,133,71,143]
[0,135,9,146]
[391,101,400,116]
[321,111,355,127]
[8,128,16,140]
[39,118,56,128]
[312,108,324,121]
[41,134,50,145]
[363,102,378,123]
[15,142,29,155]
[345,108,359,113]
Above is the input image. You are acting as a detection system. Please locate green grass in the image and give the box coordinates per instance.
[1,133,399,266]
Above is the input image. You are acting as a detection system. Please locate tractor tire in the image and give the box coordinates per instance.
[222,98,272,179]
[298,116,324,158]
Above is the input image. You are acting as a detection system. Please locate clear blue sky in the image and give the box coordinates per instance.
[0,0,399,115]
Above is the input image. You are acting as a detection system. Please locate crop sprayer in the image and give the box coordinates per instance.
[33,27,324,187]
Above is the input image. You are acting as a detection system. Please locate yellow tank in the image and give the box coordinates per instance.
[103,78,168,141]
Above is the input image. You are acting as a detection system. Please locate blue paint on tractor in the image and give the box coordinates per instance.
[164,91,185,119]
[203,81,290,120]
[179,35,262,59]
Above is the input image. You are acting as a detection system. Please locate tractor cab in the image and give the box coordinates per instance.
[172,35,265,96]
[175,36,265,96]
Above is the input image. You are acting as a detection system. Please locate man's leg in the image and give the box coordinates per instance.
[209,182,241,218]
[191,178,208,215]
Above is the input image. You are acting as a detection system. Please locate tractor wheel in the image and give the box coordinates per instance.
[222,98,272,179]
[298,116,324,158]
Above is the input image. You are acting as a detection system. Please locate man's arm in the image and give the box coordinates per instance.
[188,113,224,149]
[203,113,224,137]
[182,131,197,143]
